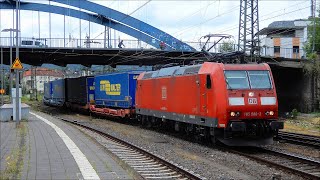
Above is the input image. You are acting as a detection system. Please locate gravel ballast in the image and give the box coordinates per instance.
[41,108,307,180]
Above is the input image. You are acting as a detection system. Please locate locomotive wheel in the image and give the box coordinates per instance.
[210,136,217,145]
[140,116,147,127]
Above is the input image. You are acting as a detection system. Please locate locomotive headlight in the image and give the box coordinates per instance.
[269,111,274,116]
[249,92,254,97]
[230,112,240,117]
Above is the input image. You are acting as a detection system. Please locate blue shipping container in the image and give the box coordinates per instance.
[43,82,52,99]
[43,82,52,105]
[87,77,95,103]
[51,79,65,106]
[94,72,140,108]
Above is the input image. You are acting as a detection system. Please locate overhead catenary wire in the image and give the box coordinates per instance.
[211,0,309,37]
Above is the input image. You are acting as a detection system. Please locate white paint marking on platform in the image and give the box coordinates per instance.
[30,112,100,180]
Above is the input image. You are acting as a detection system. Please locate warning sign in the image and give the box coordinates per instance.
[0,89,5,94]
[11,58,23,70]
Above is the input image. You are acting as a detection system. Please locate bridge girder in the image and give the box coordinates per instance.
[0,0,195,51]
[52,0,195,51]
[0,1,168,49]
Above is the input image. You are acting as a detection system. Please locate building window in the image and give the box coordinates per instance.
[274,46,280,53]
[293,46,299,53]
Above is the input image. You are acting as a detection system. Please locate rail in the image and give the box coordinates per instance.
[277,131,320,148]
[52,115,204,180]
[227,147,320,180]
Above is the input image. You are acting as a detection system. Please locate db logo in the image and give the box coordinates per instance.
[248,98,257,104]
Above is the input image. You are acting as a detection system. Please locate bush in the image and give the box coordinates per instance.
[291,109,299,119]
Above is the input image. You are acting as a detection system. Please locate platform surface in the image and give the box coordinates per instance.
[0,111,133,179]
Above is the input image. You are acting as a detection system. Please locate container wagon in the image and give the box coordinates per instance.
[43,82,52,105]
[65,76,94,111]
[50,79,65,107]
[135,62,284,146]
[90,72,140,118]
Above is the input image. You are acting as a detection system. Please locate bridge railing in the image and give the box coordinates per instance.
[0,37,155,49]
[0,37,306,59]
[0,36,242,52]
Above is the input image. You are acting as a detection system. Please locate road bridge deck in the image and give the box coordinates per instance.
[0,47,304,67]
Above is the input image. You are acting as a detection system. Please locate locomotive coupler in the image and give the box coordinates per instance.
[229,121,246,132]
[269,121,284,130]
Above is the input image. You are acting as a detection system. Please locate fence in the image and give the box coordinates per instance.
[0,37,306,59]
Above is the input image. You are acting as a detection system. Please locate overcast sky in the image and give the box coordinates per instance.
[0,0,317,48]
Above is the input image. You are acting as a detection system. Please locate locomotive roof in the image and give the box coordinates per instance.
[142,63,270,79]
[223,63,270,70]
[142,64,202,79]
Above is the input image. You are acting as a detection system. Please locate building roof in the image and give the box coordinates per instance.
[257,20,308,35]
[23,68,64,77]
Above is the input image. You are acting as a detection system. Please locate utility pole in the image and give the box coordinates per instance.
[30,66,35,100]
[10,30,12,101]
[312,0,316,52]
[311,0,317,111]
[1,47,3,106]
[238,0,260,62]
[15,0,20,125]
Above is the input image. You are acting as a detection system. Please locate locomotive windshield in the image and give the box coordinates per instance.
[225,70,272,89]
[225,71,250,89]
[248,71,272,89]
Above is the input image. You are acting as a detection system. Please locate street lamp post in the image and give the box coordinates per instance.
[2,28,19,103]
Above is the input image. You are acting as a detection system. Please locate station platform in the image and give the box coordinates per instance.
[0,111,134,180]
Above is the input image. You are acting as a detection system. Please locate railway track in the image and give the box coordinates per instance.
[277,131,320,148]
[228,147,320,179]
[53,116,204,180]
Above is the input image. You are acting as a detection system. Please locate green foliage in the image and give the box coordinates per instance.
[303,54,320,76]
[0,75,10,95]
[218,41,234,52]
[291,109,299,119]
[304,17,320,57]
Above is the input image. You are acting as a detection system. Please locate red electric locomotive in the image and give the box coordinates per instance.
[135,62,283,146]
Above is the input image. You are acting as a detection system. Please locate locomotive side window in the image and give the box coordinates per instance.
[206,75,212,89]
[248,71,272,89]
[224,71,249,89]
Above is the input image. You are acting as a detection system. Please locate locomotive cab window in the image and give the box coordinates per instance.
[248,71,272,89]
[224,70,272,89]
[224,71,249,89]
[206,75,212,89]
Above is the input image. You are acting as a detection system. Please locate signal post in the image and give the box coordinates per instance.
[11,58,23,124]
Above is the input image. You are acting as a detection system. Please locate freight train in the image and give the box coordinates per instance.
[43,62,284,146]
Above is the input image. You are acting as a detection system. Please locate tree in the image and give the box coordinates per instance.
[303,9,320,77]
[304,12,320,58]
[0,74,10,95]
[218,41,234,52]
